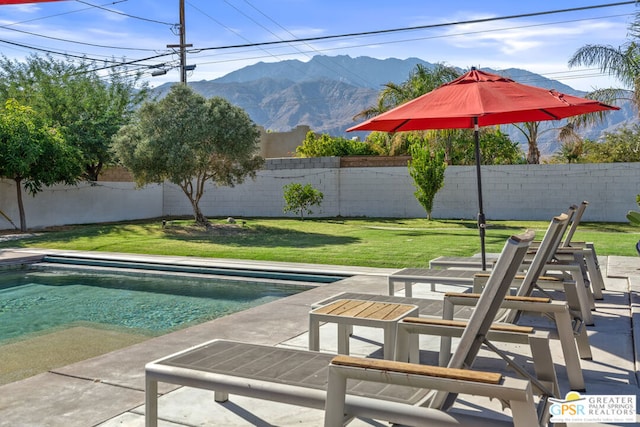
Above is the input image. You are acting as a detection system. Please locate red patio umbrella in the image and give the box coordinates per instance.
[348,68,619,269]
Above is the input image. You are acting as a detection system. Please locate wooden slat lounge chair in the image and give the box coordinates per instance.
[313,291,586,392]
[324,356,543,427]
[323,231,557,426]
[146,231,551,427]
[394,317,560,399]
[439,292,587,391]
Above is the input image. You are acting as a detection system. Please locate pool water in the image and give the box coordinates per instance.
[0,269,306,345]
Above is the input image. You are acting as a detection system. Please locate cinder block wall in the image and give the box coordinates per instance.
[163,159,640,222]
[0,181,163,230]
[431,163,638,221]
[0,159,638,230]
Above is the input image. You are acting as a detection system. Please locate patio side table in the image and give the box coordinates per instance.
[308,299,419,360]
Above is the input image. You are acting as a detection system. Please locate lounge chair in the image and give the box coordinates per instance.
[146,231,551,427]
[386,212,590,325]
[389,206,575,295]
[544,201,605,299]
[394,317,560,399]
[313,214,589,391]
[430,201,605,300]
[313,291,586,393]
[324,356,545,426]
[389,209,594,325]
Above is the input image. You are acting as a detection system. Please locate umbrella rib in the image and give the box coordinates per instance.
[391,119,411,133]
[539,109,561,120]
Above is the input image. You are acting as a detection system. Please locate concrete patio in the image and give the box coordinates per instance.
[0,249,638,426]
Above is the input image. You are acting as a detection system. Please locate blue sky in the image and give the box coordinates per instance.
[0,0,635,91]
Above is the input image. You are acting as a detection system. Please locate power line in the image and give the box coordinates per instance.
[193,1,637,52]
[0,0,173,53]
[73,0,176,26]
[187,1,285,62]
[4,1,635,87]
[238,0,375,88]
[0,22,162,51]
[0,37,128,63]
[2,0,120,26]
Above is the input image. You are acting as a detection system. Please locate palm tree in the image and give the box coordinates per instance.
[354,63,460,120]
[568,11,640,114]
[353,63,460,156]
[513,122,541,164]
[555,123,584,163]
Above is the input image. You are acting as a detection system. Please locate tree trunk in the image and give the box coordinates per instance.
[190,199,209,226]
[15,178,27,232]
[525,122,540,164]
[527,143,540,164]
[179,182,209,227]
[85,162,102,182]
[187,195,208,226]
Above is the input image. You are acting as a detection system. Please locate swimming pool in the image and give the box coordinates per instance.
[0,268,308,345]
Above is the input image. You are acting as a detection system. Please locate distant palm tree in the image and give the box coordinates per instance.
[353,63,460,120]
[513,122,541,164]
[555,123,584,163]
[568,10,640,116]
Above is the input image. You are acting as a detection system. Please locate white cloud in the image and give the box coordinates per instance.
[3,4,42,14]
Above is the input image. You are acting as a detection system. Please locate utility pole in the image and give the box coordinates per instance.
[167,0,193,84]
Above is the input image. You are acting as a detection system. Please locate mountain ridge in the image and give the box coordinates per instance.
[152,55,636,155]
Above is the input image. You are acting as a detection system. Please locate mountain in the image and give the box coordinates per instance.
[213,55,432,89]
[152,55,636,155]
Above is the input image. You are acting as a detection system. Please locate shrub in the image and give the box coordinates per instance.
[408,145,446,220]
[296,131,377,157]
[283,183,324,220]
[627,194,640,226]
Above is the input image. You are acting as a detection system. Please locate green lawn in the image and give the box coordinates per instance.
[2,217,638,268]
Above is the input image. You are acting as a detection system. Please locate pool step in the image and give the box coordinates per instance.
[39,255,348,283]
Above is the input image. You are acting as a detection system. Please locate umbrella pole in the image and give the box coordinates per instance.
[473,118,487,270]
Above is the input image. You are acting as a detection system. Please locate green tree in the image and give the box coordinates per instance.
[282,183,324,220]
[427,127,524,165]
[476,128,525,165]
[296,131,377,157]
[408,144,446,220]
[0,99,83,231]
[579,125,640,163]
[0,54,147,181]
[364,131,394,155]
[112,85,264,226]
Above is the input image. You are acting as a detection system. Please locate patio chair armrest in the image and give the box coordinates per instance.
[330,355,502,384]
[325,356,541,427]
[401,317,534,334]
[444,292,550,303]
